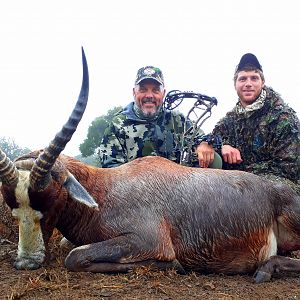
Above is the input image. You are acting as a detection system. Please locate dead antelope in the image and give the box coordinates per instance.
[1,48,300,283]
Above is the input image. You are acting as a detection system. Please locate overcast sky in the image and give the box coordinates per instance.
[1,1,299,156]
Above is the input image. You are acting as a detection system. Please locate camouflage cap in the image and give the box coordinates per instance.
[236,53,263,72]
[135,66,164,86]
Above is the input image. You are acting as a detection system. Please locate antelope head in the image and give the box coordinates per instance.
[0,48,97,269]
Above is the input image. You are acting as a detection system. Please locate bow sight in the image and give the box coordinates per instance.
[163,90,220,166]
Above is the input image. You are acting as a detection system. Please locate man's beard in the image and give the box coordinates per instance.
[141,107,157,118]
[133,101,162,120]
[141,98,157,117]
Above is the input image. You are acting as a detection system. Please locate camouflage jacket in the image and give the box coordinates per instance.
[99,102,203,168]
[212,86,300,184]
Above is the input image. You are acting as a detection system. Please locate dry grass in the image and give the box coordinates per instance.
[1,194,300,299]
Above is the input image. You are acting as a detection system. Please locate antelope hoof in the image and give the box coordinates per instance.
[254,270,272,283]
[14,258,41,270]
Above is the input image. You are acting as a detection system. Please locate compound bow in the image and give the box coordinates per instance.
[163,90,221,165]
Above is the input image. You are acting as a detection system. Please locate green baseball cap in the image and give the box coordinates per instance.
[135,66,164,86]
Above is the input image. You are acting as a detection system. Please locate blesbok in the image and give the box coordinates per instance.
[1,48,300,283]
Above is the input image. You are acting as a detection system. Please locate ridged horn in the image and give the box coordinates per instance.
[0,149,19,187]
[30,47,89,191]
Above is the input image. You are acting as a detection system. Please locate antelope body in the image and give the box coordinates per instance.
[1,48,300,283]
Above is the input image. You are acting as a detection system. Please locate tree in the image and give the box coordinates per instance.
[79,106,122,158]
[0,137,31,161]
[74,153,98,166]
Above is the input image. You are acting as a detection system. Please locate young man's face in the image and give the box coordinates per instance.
[133,79,165,117]
[235,70,265,107]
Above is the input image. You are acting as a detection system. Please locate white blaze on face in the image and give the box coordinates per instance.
[11,170,45,264]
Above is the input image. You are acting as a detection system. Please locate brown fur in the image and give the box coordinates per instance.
[2,153,300,282]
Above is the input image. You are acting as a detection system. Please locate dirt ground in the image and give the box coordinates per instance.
[1,197,300,300]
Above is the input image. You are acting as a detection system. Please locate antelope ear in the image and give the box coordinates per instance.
[63,173,98,209]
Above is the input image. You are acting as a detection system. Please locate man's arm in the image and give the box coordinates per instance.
[98,122,128,168]
[192,128,223,168]
[182,118,215,168]
[211,115,243,165]
[248,111,300,182]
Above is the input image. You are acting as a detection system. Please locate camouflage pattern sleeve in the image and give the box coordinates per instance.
[98,119,128,168]
[212,104,300,183]
[248,109,299,182]
[212,114,233,149]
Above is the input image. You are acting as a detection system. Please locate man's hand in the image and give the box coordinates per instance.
[196,142,214,168]
[221,145,243,164]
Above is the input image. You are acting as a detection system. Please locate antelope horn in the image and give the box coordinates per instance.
[0,149,19,187]
[30,47,89,191]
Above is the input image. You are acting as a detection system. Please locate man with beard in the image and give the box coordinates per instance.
[98,66,221,169]
[198,53,300,193]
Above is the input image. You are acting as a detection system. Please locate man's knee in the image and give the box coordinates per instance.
[209,152,222,169]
